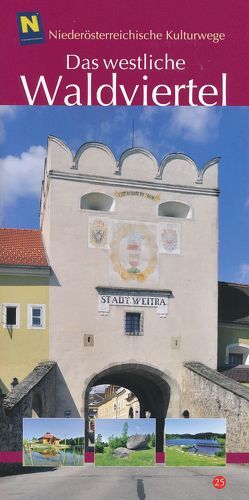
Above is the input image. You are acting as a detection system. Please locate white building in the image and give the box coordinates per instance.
[40,136,219,449]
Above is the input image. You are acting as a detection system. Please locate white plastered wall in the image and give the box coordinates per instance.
[41,138,219,416]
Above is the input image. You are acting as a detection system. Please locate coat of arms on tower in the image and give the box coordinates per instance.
[158,223,181,254]
[88,217,109,249]
[110,222,158,282]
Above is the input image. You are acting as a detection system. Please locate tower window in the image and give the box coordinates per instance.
[158,201,192,219]
[125,312,143,336]
[80,192,114,211]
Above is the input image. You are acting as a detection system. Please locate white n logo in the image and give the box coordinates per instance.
[20,15,40,33]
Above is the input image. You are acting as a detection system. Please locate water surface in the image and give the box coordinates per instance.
[166,438,222,456]
[23,447,84,466]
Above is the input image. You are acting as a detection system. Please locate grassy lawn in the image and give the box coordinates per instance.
[165,446,226,467]
[95,446,156,466]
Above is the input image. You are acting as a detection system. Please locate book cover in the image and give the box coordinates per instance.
[0,0,249,498]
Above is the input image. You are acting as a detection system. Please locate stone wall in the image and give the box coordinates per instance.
[182,362,249,452]
[0,361,56,475]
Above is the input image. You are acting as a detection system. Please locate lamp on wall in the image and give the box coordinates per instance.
[11,377,19,390]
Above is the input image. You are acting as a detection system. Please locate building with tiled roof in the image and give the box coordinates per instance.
[2,138,249,458]
[38,432,61,445]
[0,228,50,394]
[1,226,249,394]
[97,385,140,419]
[218,281,249,384]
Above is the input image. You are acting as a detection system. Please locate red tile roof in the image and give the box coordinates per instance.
[38,432,61,441]
[0,229,48,267]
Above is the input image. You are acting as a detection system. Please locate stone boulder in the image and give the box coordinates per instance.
[112,447,133,458]
[127,434,147,450]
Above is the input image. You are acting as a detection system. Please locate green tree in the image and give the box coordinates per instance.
[95,434,104,453]
[108,434,127,449]
[148,432,155,448]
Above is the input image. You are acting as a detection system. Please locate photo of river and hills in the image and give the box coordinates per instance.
[165,418,226,466]
[23,418,84,467]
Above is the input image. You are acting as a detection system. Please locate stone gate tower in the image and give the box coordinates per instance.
[40,136,219,422]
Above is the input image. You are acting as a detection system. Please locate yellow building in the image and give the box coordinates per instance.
[0,229,50,393]
[97,385,140,419]
[38,432,61,445]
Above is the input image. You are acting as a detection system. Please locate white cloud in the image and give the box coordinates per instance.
[169,107,221,142]
[114,108,129,124]
[0,106,15,117]
[138,107,159,122]
[0,145,46,222]
[99,121,112,136]
[133,128,154,150]
[0,106,16,143]
[237,264,249,284]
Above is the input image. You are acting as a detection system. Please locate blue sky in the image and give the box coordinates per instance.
[165,418,226,435]
[95,418,156,442]
[0,105,249,283]
[23,418,84,440]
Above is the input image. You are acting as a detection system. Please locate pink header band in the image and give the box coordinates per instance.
[0,0,248,105]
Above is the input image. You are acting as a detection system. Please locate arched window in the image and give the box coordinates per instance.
[158,201,192,219]
[80,192,114,212]
[129,407,134,418]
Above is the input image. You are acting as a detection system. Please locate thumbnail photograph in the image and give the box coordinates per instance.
[23,418,84,467]
[94,419,156,466]
[165,418,226,467]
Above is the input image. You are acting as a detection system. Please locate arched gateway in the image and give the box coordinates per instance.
[84,363,180,451]
[40,137,219,456]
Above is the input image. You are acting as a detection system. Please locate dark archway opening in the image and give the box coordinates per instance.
[84,363,171,453]
[129,407,134,418]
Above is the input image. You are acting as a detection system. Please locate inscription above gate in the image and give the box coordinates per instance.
[96,287,172,317]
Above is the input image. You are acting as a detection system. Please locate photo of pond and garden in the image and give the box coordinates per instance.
[94,418,156,466]
[165,418,226,466]
[23,418,84,467]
